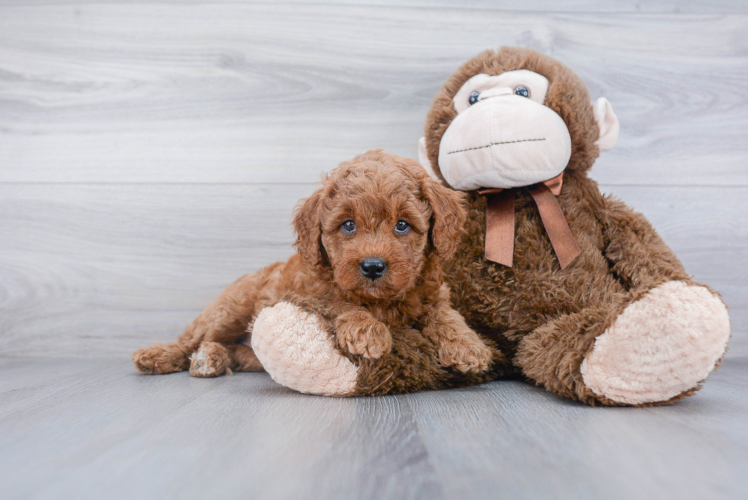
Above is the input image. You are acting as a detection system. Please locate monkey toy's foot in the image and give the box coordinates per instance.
[250,302,359,396]
[581,281,730,405]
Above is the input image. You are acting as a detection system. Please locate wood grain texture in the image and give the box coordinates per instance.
[0,4,746,186]
[0,183,302,357]
[1,357,746,499]
[0,3,745,359]
[2,1,747,14]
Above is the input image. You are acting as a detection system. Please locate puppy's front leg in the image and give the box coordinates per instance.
[423,293,493,374]
[334,308,393,359]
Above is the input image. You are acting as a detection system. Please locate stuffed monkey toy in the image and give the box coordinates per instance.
[250,47,731,406]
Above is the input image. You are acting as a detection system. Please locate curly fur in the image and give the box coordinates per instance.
[135,48,729,406]
[411,47,728,406]
[307,47,728,406]
[132,150,493,384]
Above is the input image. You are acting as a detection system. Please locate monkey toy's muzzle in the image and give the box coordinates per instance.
[438,90,572,192]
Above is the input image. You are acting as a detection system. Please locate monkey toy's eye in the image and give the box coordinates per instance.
[514,85,530,98]
[468,91,480,105]
[394,220,411,235]
[341,220,356,234]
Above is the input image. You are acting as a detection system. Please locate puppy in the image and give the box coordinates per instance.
[133,150,493,379]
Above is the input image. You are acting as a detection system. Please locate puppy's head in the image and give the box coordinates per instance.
[293,150,466,300]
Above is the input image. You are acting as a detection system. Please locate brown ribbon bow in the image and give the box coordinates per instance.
[478,173,581,270]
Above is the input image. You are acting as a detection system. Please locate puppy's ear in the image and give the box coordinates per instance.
[420,175,467,259]
[292,186,327,268]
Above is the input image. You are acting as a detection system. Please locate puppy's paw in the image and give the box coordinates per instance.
[438,335,493,374]
[189,341,231,378]
[132,342,189,374]
[335,311,393,359]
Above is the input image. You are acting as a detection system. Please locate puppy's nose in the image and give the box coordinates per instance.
[359,258,387,280]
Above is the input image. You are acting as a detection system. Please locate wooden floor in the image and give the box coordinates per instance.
[1,357,746,500]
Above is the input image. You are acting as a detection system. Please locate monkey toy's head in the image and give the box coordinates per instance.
[418,47,619,191]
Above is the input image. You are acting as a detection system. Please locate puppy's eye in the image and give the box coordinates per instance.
[394,220,411,235]
[514,85,530,98]
[340,220,356,234]
[468,91,480,105]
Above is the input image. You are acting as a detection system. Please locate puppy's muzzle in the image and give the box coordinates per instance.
[359,257,387,281]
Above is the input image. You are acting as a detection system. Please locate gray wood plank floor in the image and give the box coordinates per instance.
[1,357,746,500]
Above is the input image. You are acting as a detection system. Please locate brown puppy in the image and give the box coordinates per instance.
[133,150,493,381]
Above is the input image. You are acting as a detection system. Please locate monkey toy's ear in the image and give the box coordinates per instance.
[292,187,326,268]
[418,137,441,181]
[593,97,619,152]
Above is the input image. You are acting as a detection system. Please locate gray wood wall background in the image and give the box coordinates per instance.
[1,1,746,359]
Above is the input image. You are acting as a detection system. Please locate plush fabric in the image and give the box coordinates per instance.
[251,302,359,396]
[592,97,619,151]
[438,70,571,191]
[439,70,571,191]
[247,47,730,407]
[452,70,550,112]
[252,299,500,397]
[580,281,731,404]
[438,99,571,191]
[420,47,729,406]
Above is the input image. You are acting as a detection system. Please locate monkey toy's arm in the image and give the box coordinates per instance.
[599,196,692,291]
[516,195,730,407]
[249,295,497,397]
[599,197,731,372]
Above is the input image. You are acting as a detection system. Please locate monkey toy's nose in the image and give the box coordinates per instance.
[360,258,387,280]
